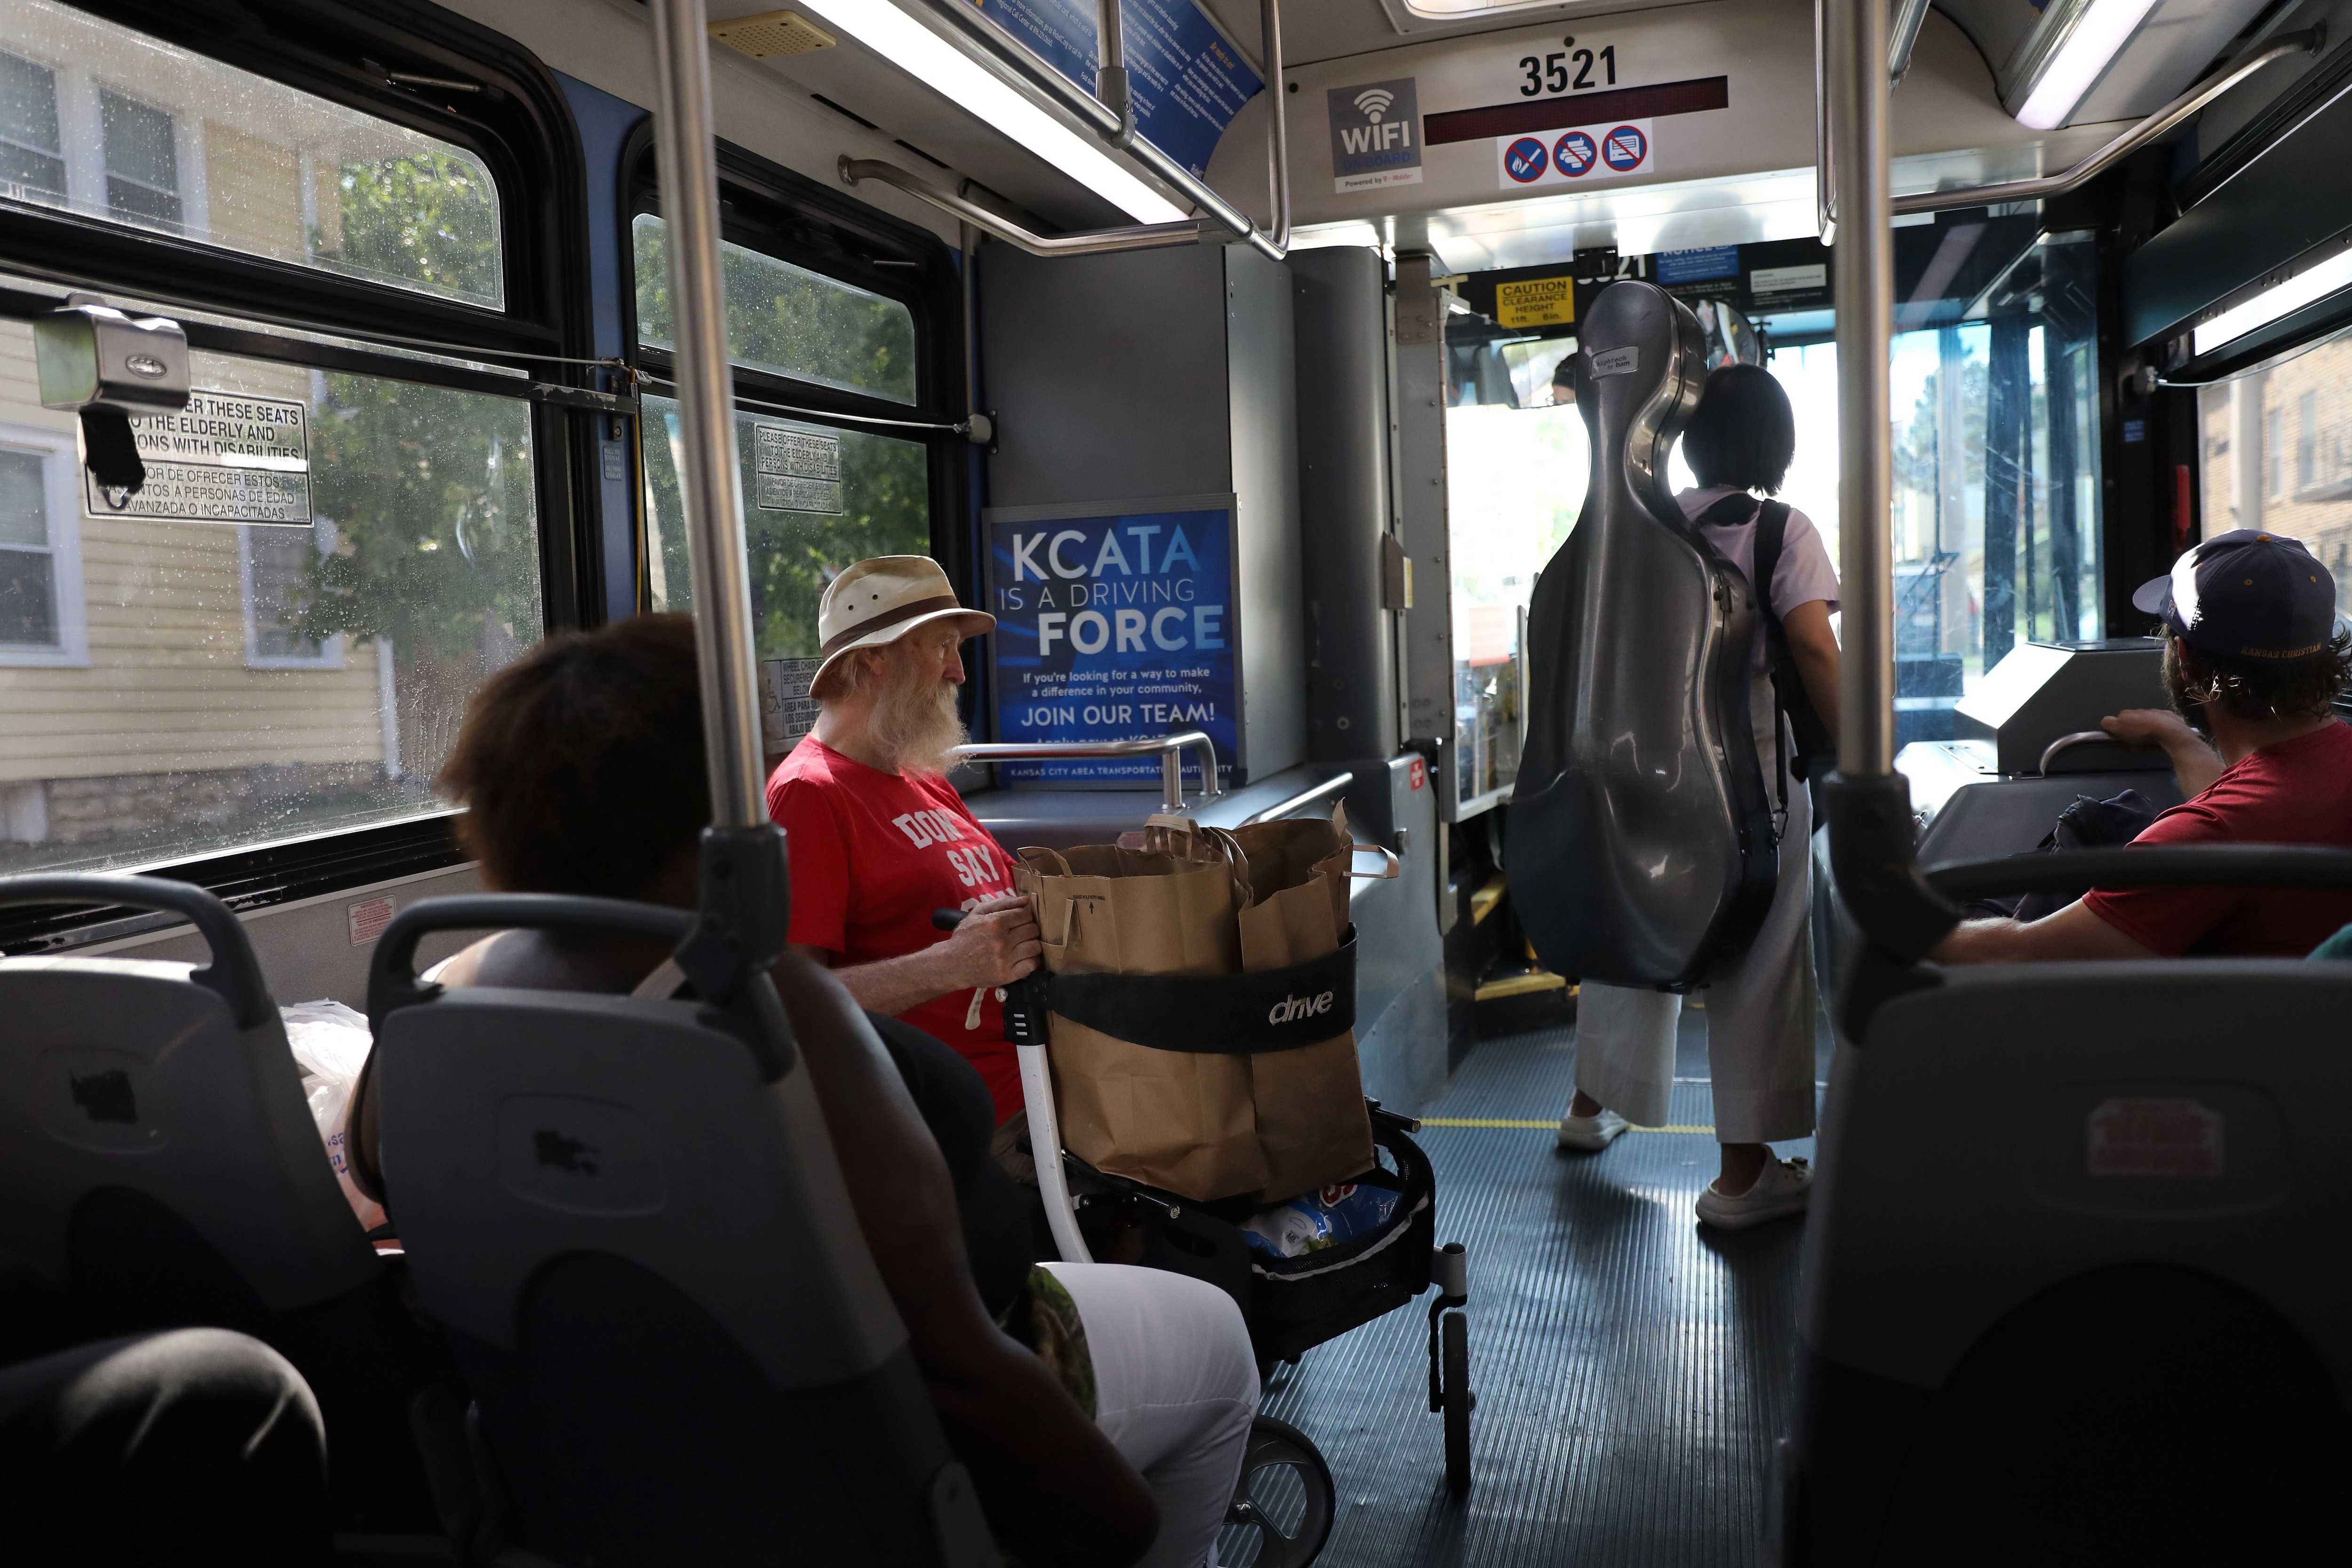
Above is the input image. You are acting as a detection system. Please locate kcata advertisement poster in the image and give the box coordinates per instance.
[985,506,1237,788]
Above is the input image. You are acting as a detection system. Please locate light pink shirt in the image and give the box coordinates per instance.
[1678,486,1840,670]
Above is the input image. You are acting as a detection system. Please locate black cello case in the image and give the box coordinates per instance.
[1507,280,1777,990]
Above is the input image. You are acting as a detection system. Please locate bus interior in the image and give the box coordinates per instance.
[4,0,2351,1561]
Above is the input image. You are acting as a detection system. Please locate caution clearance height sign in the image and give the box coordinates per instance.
[1496,276,1575,329]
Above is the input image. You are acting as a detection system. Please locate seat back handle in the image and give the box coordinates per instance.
[1927,844,2352,901]
[368,894,696,1027]
[0,873,270,1028]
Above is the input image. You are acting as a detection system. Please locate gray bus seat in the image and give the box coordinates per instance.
[365,894,994,1568]
[0,872,448,1530]
[1782,846,2352,1565]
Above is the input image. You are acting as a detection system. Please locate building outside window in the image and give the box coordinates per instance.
[0,427,84,665]
[0,50,65,204]
[2199,326,2352,619]
[241,519,343,668]
[98,86,179,226]
[2298,390,2320,494]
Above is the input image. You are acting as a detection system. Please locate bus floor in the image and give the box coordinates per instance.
[1242,1006,1835,1568]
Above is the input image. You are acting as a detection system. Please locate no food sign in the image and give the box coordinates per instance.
[1494,117,1654,191]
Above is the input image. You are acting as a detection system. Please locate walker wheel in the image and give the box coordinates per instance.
[1222,1415,1334,1568]
[1441,1310,1472,1500]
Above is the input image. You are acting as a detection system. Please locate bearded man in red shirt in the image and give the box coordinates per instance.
[768,556,1040,1122]
[1939,529,2352,963]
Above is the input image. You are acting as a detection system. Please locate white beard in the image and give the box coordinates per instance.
[871,660,968,777]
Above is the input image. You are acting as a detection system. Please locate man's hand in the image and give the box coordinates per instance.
[1934,899,2155,964]
[935,894,1042,990]
[2101,707,2223,796]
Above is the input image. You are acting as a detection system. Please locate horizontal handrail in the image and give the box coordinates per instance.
[1927,844,2352,900]
[1815,16,2320,236]
[884,0,1289,261]
[951,731,1221,815]
[840,159,1201,257]
[1239,771,1351,826]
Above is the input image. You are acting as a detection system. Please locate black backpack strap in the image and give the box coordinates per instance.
[1752,500,1835,804]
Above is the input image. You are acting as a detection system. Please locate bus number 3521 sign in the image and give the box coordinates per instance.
[1520,37,1617,97]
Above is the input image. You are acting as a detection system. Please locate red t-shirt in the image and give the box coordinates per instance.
[2082,722,2352,957]
[766,737,1023,1121]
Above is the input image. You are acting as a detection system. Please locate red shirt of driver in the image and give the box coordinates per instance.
[2082,722,2352,957]
[767,736,1024,1122]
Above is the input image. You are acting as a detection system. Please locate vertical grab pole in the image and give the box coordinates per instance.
[1829,0,1892,781]
[1817,0,1959,980]
[648,0,765,832]
[649,0,797,997]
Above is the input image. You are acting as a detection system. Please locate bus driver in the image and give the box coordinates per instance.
[768,556,1040,1124]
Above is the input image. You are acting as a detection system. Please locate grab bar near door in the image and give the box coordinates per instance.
[951,731,1222,816]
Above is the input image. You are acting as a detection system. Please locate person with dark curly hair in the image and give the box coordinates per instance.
[1939,529,2352,963]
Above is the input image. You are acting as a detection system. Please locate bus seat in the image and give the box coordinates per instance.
[366,894,994,1568]
[1780,958,2352,1565]
[0,872,447,1530]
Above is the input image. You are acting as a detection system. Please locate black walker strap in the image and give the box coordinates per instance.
[1003,934,1358,1055]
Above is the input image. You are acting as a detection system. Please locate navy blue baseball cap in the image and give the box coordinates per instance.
[2131,529,2340,659]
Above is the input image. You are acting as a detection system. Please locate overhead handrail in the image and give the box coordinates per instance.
[951,732,1222,816]
[1239,770,1351,827]
[1887,0,1933,86]
[840,159,1203,255]
[850,0,1291,262]
[1815,3,2320,236]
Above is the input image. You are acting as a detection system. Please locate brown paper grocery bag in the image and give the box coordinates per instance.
[1016,836,1268,1202]
[1231,804,1378,1199]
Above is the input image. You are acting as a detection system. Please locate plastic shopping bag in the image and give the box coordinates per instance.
[280,1000,387,1234]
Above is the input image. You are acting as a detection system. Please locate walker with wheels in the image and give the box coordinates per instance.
[995,938,1476,1567]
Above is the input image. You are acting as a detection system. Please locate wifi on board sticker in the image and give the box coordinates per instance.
[1328,77,1422,194]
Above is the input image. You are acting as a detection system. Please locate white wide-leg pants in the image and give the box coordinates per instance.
[1044,1261,1260,1568]
[1573,684,1820,1145]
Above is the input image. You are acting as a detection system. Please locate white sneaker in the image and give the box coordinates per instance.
[1695,1157,1812,1230]
[1557,1108,1629,1151]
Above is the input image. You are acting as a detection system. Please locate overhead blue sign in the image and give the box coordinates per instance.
[973,0,1262,179]
[1658,245,1740,285]
[985,507,1237,788]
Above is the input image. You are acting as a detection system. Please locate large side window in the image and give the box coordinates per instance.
[0,1,583,889]
[628,158,958,750]
[2199,324,2352,597]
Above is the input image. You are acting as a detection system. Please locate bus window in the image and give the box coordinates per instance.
[0,340,540,875]
[0,0,502,308]
[634,215,916,405]
[640,400,927,658]
[2196,323,2352,613]
[630,195,944,749]
[0,4,565,884]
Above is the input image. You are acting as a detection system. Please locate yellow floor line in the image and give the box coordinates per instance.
[1421,1116,1717,1135]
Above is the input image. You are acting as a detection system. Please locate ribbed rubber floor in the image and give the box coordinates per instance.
[1247,1013,1822,1568]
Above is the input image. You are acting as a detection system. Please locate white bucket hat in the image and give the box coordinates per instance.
[809,556,994,699]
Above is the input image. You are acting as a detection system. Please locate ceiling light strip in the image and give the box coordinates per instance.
[793,0,1186,224]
